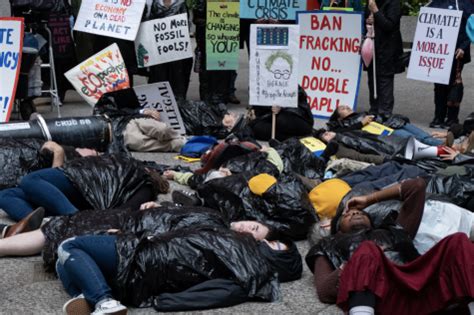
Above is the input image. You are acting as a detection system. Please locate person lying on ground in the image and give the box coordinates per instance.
[0,154,168,221]
[328,105,443,146]
[306,178,474,315]
[248,87,314,141]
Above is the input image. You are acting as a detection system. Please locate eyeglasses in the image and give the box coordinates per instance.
[272,70,291,80]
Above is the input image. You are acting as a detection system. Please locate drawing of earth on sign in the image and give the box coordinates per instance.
[265,51,293,86]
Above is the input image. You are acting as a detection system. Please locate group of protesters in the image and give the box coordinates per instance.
[2,0,474,314]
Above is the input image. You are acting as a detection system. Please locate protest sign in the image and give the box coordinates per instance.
[297,11,363,118]
[249,24,299,107]
[0,18,23,123]
[65,43,130,106]
[240,0,306,20]
[74,0,146,41]
[407,7,462,84]
[48,13,75,58]
[135,13,193,67]
[206,1,240,70]
[300,136,326,157]
[134,82,186,135]
[362,122,393,136]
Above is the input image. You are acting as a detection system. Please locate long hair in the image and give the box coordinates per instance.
[145,168,170,196]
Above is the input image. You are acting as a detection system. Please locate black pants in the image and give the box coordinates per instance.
[433,61,464,123]
[368,69,394,117]
[250,112,313,141]
[149,58,193,102]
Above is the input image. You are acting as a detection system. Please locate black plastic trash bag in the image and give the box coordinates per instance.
[270,138,325,179]
[114,228,280,308]
[61,155,151,210]
[224,151,280,177]
[336,130,408,158]
[178,100,230,138]
[198,172,317,240]
[0,138,49,189]
[426,174,474,210]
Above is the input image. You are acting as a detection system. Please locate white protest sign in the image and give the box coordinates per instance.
[134,82,186,135]
[65,43,130,105]
[74,0,146,41]
[298,11,363,118]
[135,13,193,67]
[0,18,23,123]
[407,7,462,84]
[249,24,299,107]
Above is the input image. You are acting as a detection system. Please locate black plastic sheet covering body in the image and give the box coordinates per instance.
[271,138,325,179]
[178,100,230,138]
[326,113,409,131]
[335,130,408,158]
[41,206,228,271]
[0,138,48,189]
[223,151,280,177]
[115,228,280,308]
[305,224,419,272]
[426,174,474,209]
[198,172,317,240]
[61,155,150,210]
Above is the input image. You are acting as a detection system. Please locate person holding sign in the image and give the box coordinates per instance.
[364,0,403,118]
[428,0,471,129]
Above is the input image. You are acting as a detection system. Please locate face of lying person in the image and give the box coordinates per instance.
[339,209,372,233]
[337,105,353,119]
[230,221,269,241]
[222,113,237,130]
[321,131,336,143]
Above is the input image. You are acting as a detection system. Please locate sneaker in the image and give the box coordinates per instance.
[429,118,443,128]
[91,299,127,315]
[442,119,459,130]
[63,294,91,315]
[172,190,202,206]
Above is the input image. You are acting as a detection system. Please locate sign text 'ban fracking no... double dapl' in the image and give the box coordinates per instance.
[74,0,146,40]
[298,11,363,118]
[134,82,186,135]
[0,18,23,123]
[65,43,130,105]
[407,7,462,84]
[206,0,240,70]
[135,13,193,67]
[241,0,307,20]
[249,24,300,107]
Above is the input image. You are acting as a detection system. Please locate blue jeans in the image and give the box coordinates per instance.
[19,168,81,216]
[57,235,118,306]
[392,124,443,146]
[0,187,36,221]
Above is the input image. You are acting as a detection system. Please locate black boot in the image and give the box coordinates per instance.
[443,106,460,129]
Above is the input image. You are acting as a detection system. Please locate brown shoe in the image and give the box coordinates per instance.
[4,207,45,238]
[63,295,91,315]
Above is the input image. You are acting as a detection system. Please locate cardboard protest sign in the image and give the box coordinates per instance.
[300,136,326,157]
[0,18,23,123]
[206,0,240,70]
[65,43,130,105]
[74,0,146,41]
[135,13,193,67]
[48,14,75,57]
[249,24,299,107]
[298,11,363,118]
[362,121,393,136]
[240,0,306,20]
[134,82,186,135]
[407,7,462,84]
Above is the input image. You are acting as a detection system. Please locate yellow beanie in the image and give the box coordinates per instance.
[248,173,277,196]
[309,178,351,219]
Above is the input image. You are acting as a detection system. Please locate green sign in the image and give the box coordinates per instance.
[206,1,240,70]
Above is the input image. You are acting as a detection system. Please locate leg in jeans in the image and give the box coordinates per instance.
[19,168,80,216]
[393,124,443,146]
[57,235,118,306]
[0,188,35,221]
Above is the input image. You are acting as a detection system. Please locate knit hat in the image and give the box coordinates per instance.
[248,173,277,196]
[308,178,351,219]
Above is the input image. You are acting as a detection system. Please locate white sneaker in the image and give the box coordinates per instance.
[63,294,91,315]
[91,299,127,315]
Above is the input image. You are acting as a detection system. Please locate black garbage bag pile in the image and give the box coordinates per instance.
[62,155,150,210]
[114,228,280,309]
[223,151,280,177]
[270,138,325,179]
[198,172,317,240]
[426,174,474,210]
[0,138,49,189]
[178,100,230,138]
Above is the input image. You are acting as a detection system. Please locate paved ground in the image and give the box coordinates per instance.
[0,26,472,314]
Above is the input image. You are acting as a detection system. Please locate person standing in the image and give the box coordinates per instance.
[429,0,472,129]
[364,0,403,119]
